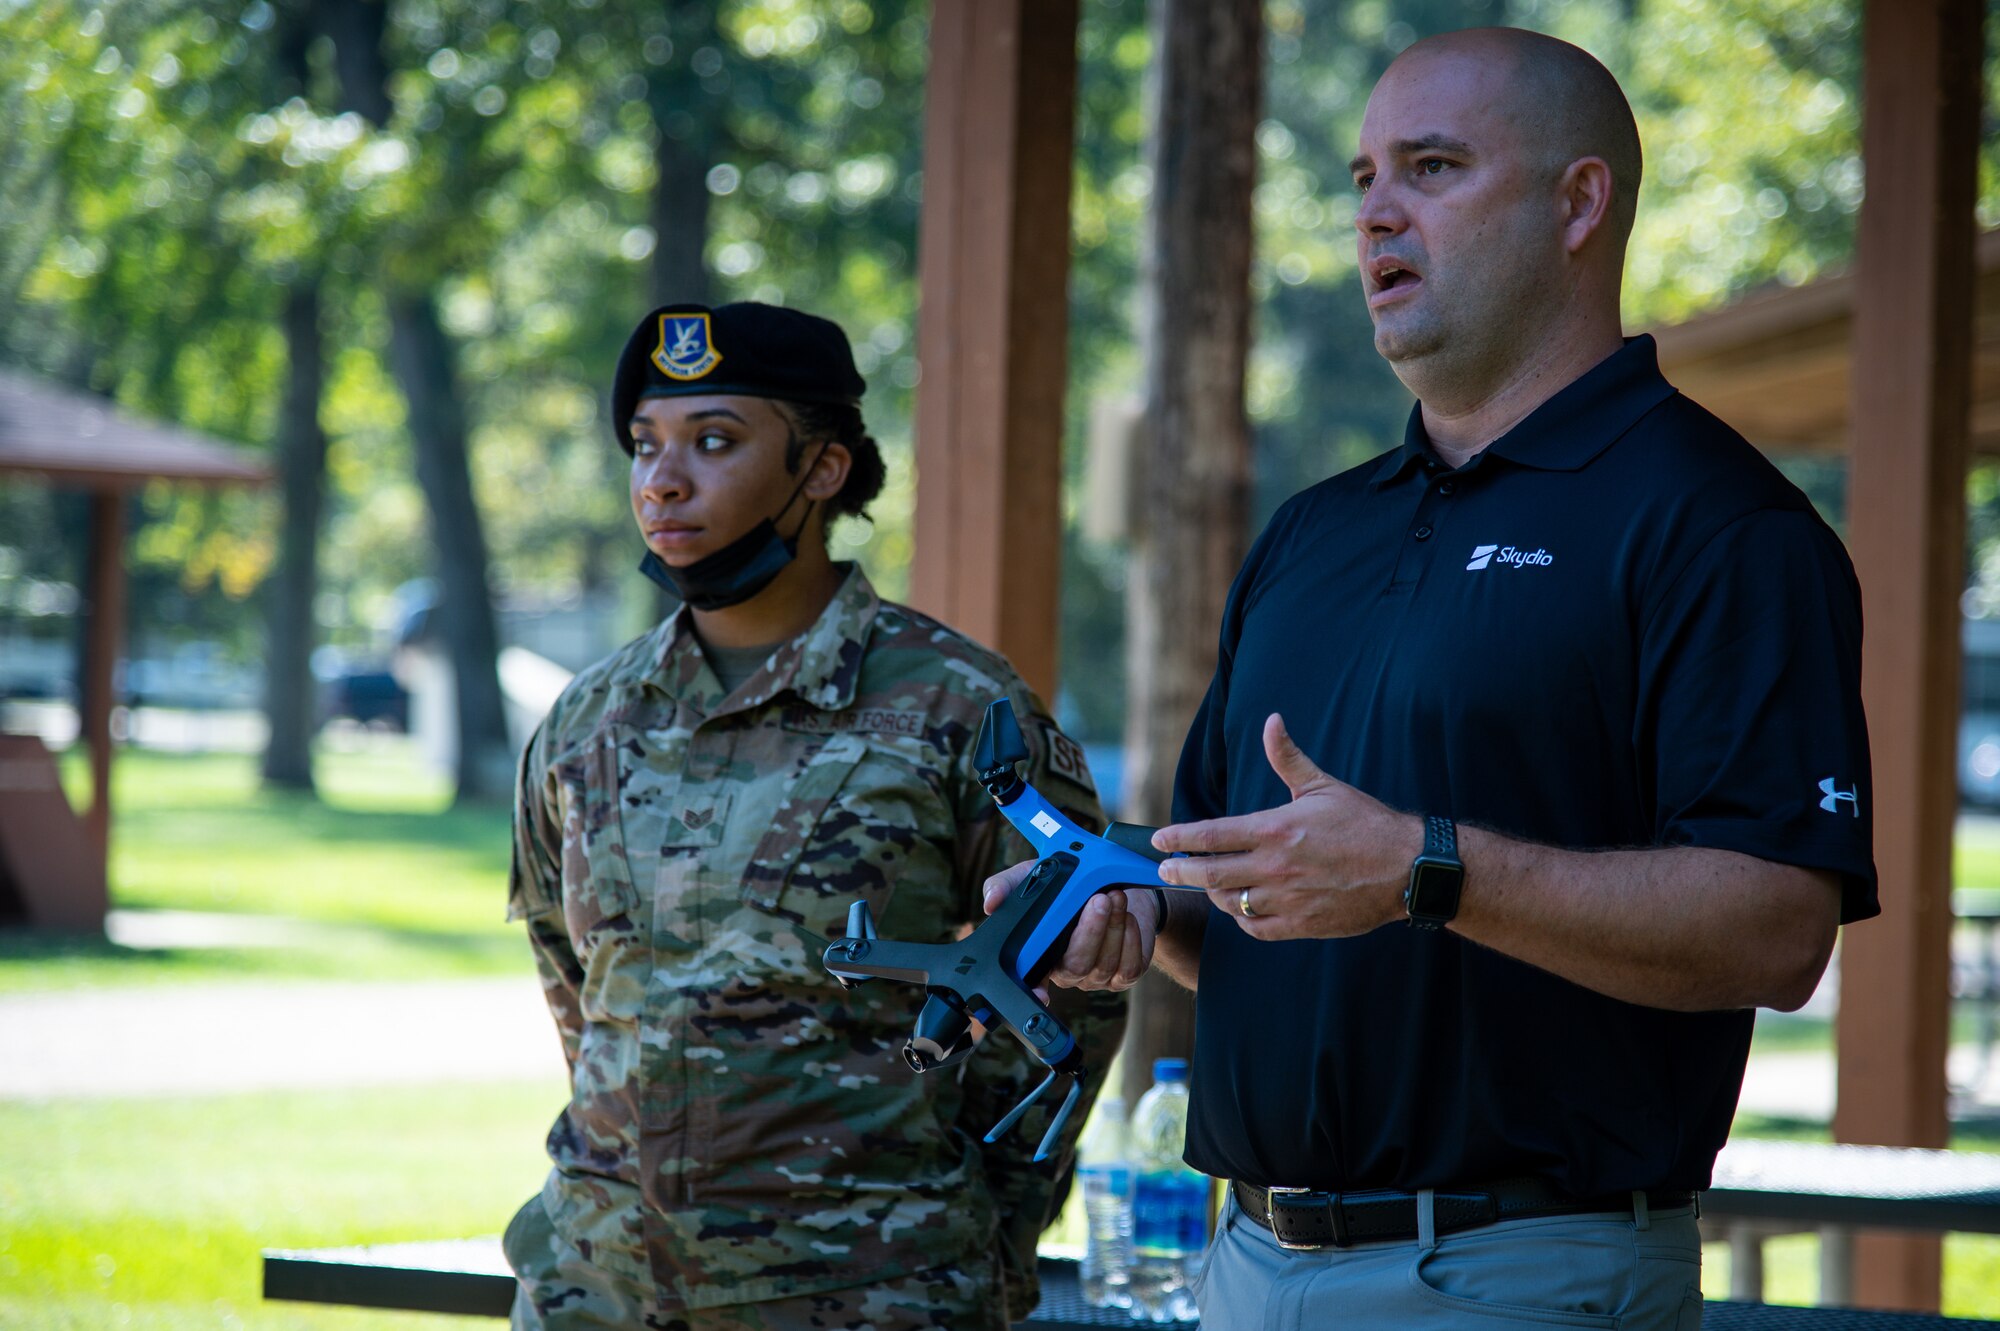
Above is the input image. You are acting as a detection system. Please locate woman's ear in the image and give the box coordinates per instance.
[801,439,853,503]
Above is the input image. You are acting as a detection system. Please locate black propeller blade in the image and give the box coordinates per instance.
[974,698,1030,802]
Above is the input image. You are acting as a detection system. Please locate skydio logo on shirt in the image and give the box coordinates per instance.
[1466,544,1554,571]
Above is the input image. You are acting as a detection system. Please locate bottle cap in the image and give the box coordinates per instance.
[1152,1057,1189,1084]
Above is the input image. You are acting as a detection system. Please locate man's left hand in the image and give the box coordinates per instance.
[1152,713,1422,940]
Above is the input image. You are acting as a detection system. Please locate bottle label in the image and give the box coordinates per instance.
[1079,1162,1133,1196]
[1132,1171,1208,1255]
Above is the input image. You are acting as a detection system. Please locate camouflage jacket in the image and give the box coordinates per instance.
[509,564,1125,1315]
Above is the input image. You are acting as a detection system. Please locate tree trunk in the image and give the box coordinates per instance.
[646,4,719,306]
[257,0,340,793]
[319,0,392,126]
[260,279,329,792]
[633,3,723,619]
[1120,0,1261,1109]
[327,0,509,802]
[387,292,513,802]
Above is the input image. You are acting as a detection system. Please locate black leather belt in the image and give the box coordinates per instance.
[1233,1178,1698,1251]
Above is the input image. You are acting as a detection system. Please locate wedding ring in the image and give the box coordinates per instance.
[1238,888,1257,919]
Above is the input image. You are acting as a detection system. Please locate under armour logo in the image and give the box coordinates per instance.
[1818,777,1859,816]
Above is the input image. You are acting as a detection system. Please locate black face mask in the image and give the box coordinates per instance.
[638,442,828,612]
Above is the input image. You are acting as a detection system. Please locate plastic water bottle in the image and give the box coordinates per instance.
[1129,1058,1207,1322]
[1076,1097,1133,1308]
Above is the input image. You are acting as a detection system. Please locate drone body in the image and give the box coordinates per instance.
[821,698,1190,1160]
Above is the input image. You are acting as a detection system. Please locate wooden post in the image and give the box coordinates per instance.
[908,0,1079,701]
[1117,0,1262,1109]
[1834,0,1982,1311]
[80,488,127,885]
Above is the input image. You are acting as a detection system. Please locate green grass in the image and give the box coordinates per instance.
[0,1081,564,1329]
[0,743,528,992]
[1,742,560,1326]
[93,743,504,931]
[11,744,2000,1322]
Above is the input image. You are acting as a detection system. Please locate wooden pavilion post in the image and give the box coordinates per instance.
[79,489,128,877]
[1834,0,1983,1311]
[908,0,1079,701]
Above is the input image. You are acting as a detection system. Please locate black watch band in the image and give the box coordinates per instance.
[1404,815,1464,930]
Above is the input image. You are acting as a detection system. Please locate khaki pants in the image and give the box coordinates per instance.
[503,1194,1007,1331]
[1194,1191,1704,1331]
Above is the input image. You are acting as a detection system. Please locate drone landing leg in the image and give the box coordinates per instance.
[1032,1074,1085,1164]
[982,1066,1061,1145]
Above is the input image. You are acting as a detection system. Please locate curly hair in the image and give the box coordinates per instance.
[777,400,887,525]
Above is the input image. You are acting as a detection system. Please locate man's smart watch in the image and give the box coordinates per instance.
[1405,815,1464,930]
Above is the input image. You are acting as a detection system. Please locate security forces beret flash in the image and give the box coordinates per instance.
[611,302,866,451]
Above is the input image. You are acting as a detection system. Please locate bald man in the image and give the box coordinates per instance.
[987,26,1875,1328]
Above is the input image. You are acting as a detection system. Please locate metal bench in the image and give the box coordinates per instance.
[1705,1139,2000,1305]
[263,1243,1998,1327]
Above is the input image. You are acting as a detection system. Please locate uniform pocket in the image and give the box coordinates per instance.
[741,734,946,942]
[740,733,867,913]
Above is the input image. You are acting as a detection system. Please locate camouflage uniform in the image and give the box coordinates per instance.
[506,564,1124,1328]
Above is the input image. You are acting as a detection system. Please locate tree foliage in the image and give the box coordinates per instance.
[2,0,1995,746]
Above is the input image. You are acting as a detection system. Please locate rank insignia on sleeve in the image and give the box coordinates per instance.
[654,313,724,380]
[1039,721,1097,796]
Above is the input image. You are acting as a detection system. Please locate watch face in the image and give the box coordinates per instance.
[1409,857,1463,917]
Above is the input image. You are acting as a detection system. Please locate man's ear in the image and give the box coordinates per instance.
[1558,156,1615,255]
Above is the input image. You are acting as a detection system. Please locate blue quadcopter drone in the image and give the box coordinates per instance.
[821,697,1195,1163]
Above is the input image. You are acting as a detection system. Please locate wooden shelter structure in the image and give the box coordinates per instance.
[905,0,1985,1312]
[0,367,269,932]
[1654,228,2000,455]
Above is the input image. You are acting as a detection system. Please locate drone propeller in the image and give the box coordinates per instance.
[828,900,881,990]
[973,698,1030,803]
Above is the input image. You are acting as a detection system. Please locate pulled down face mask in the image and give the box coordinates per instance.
[639,441,829,612]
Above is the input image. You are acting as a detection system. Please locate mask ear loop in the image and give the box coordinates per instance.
[775,439,833,548]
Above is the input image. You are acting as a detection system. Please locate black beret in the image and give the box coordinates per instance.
[610,302,865,452]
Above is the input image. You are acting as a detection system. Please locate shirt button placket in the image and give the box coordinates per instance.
[1390,480,1451,588]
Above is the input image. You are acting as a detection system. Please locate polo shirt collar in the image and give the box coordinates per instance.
[1368,335,1676,488]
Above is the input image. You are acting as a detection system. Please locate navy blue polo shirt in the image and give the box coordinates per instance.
[1175,335,1877,1197]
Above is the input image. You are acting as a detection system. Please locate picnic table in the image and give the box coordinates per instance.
[263,1141,2000,1323]
[1706,1139,2000,1306]
[263,1243,2000,1328]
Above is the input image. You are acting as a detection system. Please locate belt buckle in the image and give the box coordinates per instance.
[1265,1185,1336,1251]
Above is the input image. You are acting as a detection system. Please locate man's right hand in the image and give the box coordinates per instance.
[981,859,1159,997]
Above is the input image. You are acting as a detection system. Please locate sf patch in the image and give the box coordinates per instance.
[1039,720,1097,797]
[653,312,723,381]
